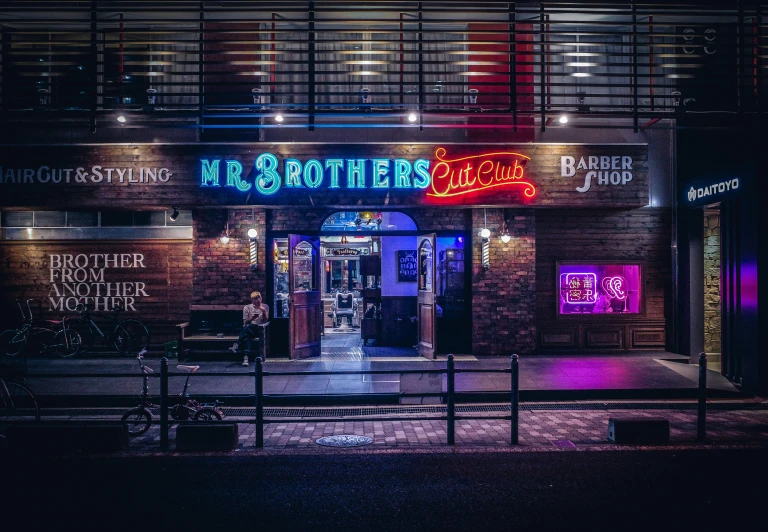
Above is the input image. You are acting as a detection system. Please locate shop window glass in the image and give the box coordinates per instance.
[66,211,98,227]
[1,211,34,227]
[33,211,66,227]
[134,211,167,226]
[273,239,289,318]
[101,211,134,226]
[293,241,316,291]
[419,239,433,291]
[558,263,642,315]
[321,211,417,231]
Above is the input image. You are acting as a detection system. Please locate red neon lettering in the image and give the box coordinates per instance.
[428,148,536,198]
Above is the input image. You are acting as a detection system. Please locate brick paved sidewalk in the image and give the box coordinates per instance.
[118,408,768,451]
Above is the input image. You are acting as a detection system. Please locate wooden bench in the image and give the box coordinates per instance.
[177,305,268,362]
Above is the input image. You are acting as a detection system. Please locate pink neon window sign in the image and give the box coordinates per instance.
[558,264,641,315]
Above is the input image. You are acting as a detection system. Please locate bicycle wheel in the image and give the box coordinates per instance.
[121,408,152,436]
[193,407,223,421]
[0,382,40,436]
[0,329,26,357]
[113,320,150,355]
[54,329,82,358]
[71,322,94,354]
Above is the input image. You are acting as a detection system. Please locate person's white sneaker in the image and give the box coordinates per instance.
[241,355,249,366]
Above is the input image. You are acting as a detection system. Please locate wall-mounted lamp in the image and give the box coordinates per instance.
[169,206,179,222]
[274,113,284,123]
[116,115,127,123]
[558,114,569,124]
[500,220,511,244]
[407,111,418,123]
[220,221,231,244]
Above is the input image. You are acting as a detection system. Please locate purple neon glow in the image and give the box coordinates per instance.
[559,264,641,315]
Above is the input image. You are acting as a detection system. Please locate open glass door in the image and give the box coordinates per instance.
[417,234,437,359]
[289,234,321,359]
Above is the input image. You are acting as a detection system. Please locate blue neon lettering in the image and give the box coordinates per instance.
[346,159,366,188]
[254,153,282,195]
[371,159,390,189]
[325,159,343,189]
[303,159,324,189]
[200,159,220,186]
[225,160,250,192]
[393,159,412,189]
[413,159,431,189]
[284,159,303,188]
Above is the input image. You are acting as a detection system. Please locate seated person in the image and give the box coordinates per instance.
[230,291,269,366]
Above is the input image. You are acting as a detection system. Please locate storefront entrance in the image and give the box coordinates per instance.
[268,212,469,360]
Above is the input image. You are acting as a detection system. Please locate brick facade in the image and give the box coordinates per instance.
[192,208,266,305]
[471,208,537,355]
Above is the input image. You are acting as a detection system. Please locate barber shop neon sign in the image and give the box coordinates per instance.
[200,148,537,201]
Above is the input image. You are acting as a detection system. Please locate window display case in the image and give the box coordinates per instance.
[557,262,643,316]
[272,239,289,318]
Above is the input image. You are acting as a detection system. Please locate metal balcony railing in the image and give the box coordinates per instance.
[0,1,765,132]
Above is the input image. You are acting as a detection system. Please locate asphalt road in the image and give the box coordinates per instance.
[4,448,767,531]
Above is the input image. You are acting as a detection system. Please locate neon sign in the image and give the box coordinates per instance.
[427,148,536,199]
[200,155,431,196]
[601,276,627,301]
[200,148,538,201]
[562,273,598,304]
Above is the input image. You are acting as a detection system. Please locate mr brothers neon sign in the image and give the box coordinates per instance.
[199,148,537,200]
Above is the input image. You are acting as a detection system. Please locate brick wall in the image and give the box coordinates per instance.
[704,210,721,354]
[192,208,266,305]
[471,208,537,355]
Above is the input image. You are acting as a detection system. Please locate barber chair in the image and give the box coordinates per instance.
[332,292,357,328]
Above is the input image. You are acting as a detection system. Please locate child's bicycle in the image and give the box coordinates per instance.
[121,350,223,436]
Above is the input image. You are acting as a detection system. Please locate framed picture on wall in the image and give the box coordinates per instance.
[397,250,417,282]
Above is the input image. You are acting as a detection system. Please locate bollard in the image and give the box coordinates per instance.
[446,354,455,445]
[511,354,519,445]
[697,352,707,442]
[160,357,169,451]
[255,356,264,448]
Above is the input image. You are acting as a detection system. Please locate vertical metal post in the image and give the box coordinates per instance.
[447,354,455,445]
[198,2,205,138]
[308,1,315,131]
[509,3,517,131]
[255,356,264,448]
[90,1,97,133]
[631,2,639,133]
[539,4,545,132]
[511,354,519,445]
[160,357,169,451]
[418,2,424,132]
[697,352,707,442]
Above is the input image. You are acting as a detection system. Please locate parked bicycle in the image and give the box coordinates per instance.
[121,350,223,436]
[0,374,40,438]
[73,302,150,356]
[0,299,81,358]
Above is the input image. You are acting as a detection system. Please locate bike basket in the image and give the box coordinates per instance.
[164,341,178,358]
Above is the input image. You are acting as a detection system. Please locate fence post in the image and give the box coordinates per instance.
[255,356,264,448]
[160,357,169,451]
[447,354,455,445]
[697,352,707,442]
[511,354,519,445]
